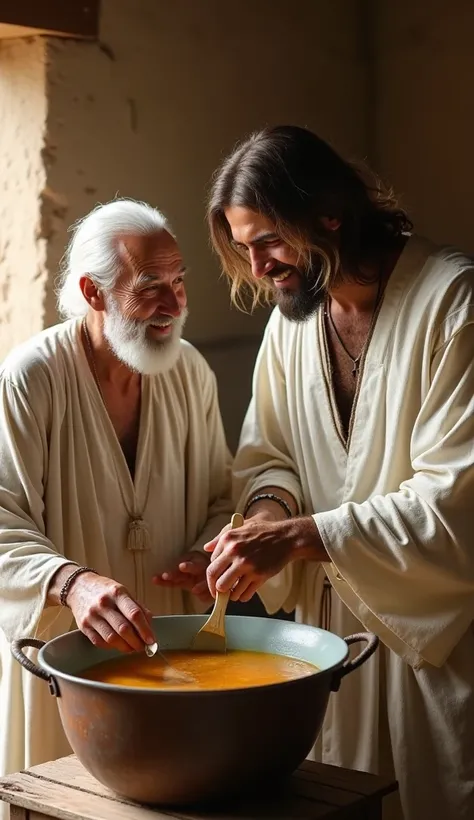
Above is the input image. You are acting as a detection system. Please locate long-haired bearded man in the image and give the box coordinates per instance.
[205,125,474,820]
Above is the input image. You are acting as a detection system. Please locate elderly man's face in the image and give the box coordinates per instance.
[102,230,188,375]
[114,230,187,324]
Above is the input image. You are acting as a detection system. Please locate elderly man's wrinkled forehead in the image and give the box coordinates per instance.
[115,230,184,284]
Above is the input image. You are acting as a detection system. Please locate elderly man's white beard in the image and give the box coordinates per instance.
[103,297,188,376]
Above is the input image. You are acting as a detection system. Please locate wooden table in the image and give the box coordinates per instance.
[0,754,397,820]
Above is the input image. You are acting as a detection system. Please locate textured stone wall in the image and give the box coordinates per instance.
[39,0,367,446]
[3,4,473,440]
[0,0,367,445]
[40,0,367,344]
[0,38,48,355]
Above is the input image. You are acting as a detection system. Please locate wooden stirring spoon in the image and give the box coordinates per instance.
[192,512,244,652]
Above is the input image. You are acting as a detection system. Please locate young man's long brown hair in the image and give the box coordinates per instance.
[207,125,412,311]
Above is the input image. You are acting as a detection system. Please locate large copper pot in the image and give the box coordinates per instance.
[12,615,378,805]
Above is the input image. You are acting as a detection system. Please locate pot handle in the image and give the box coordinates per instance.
[330,632,379,692]
[10,638,60,697]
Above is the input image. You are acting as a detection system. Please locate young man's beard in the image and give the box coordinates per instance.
[274,255,326,323]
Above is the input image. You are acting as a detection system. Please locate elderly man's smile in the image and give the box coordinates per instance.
[147,319,174,338]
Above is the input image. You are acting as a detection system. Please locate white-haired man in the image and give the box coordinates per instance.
[0,198,233,802]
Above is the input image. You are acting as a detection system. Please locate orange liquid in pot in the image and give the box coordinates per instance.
[80,650,318,690]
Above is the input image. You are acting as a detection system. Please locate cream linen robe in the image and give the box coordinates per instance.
[233,235,474,820]
[0,318,233,817]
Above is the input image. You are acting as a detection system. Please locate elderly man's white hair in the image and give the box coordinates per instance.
[56,198,171,319]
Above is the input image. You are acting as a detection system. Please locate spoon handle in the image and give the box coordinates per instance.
[209,512,245,634]
[231,513,244,529]
[207,589,230,636]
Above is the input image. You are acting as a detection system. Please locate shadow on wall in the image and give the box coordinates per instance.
[196,333,262,455]
[197,332,295,622]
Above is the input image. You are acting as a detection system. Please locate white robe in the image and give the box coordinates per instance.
[233,235,474,820]
[0,318,233,816]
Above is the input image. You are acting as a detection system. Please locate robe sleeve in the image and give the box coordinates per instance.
[233,313,304,512]
[315,317,474,667]
[232,312,305,615]
[0,375,72,642]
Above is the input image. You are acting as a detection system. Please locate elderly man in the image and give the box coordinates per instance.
[0,198,232,805]
[205,125,474,820]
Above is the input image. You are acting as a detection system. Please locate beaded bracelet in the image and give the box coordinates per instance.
[59,566,98,608]
[244,492,293,519]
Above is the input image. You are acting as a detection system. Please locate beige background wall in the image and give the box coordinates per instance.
[373,0,474,254]
[1,1,473,449]
[0,0,368,449]
[0,38,48,353]
[43,0,368,337]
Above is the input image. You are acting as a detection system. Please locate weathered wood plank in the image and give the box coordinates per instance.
[24,756,396,805]
[0,755,397,820]
[2,760,341,819]
[18,759,114,803]
[0,770,178,820]
[22,757,355,809]
[175,790,338,820]
[295,760,397,798]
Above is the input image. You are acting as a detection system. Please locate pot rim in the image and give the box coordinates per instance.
[36,614,350,696]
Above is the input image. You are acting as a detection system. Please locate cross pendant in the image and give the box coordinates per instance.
[351,361,359,378]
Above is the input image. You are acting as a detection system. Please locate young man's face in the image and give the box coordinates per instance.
[224,206,327,322]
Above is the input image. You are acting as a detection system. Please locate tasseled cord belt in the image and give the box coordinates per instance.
[319,577,332,631]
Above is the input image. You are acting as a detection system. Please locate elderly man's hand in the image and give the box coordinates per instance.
[64,572,155,653]
[152,551,212,605]
[204,515,325,603]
